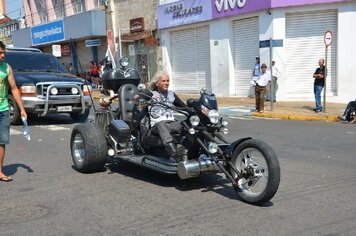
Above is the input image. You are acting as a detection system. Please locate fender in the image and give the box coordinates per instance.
[224,137,252,159]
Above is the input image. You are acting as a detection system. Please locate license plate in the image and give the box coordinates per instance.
[57,106,72,112]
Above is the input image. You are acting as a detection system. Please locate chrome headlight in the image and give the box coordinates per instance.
[208,110,219,124]
[189,115,200,127]
[119,57,129,67]
[50,87,58,95]
[221,117,229,126]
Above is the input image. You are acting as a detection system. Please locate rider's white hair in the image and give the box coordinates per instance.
[147,70,169,90]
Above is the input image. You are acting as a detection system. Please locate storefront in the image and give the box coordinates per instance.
[157,0,212,93]
[11,10,107,75]
[120,17,159,84]
[158,0,355,102]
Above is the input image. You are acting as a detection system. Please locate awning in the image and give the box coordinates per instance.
[120,30,151,42]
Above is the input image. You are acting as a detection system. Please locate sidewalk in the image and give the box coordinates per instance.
[178,95,346,122]
[92,90,346,122]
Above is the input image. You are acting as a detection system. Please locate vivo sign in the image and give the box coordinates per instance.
[214,0,247,12]
[212,0,270,19]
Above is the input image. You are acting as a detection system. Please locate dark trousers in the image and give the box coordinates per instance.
[151,120,182,145]
[343,101,356,121]
[255,85,266,112]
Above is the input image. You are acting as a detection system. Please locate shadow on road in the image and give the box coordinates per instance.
[104,160,247,201]
[3,163,34,176]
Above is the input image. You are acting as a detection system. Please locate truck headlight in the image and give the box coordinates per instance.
[20,85,36,96]
[50,87,58,95]
[71,87,79,95]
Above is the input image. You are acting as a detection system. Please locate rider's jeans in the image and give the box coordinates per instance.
[151,120,182,145]
[314,85,324,111]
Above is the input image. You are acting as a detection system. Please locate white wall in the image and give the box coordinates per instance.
[337,2,356,102]
[159,1,356,101]
[209,19,233,96]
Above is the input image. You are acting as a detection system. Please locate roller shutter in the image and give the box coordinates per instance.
[171,26,211,93]
[285,10,337,97]
[233,16,259,96]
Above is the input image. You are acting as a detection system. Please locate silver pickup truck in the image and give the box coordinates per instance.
[5,48,92,124]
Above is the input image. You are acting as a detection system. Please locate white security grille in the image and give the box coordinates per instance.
[233,16,259,97]
[171,26,211,93]
[285,10,337,97]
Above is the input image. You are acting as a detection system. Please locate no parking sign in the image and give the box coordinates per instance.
[52,44,61,57]
[324,31,333,47]
[323,30,333,112]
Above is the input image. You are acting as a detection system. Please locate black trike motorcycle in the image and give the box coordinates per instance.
[70,59,280,205]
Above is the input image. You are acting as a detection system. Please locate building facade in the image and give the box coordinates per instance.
[12,0,108,75]
[157,0,356,102]
[112,0,160,83]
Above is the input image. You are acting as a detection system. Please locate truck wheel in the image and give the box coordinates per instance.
[70,123,108,173]
[70,110,90,122]
[8,95,21,125]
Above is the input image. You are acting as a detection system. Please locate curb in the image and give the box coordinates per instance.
[252,112,339,122]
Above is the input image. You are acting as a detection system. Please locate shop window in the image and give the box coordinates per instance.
[53,0,65,18]
[72,0,86,14]
[94,0,106,7]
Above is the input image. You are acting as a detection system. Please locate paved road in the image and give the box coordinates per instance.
[1,115,355,235]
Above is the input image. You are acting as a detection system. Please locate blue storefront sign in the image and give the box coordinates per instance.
[85,39,101,47]
[31,20,65,46]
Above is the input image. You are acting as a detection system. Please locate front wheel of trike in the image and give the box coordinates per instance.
[230,139,280,205]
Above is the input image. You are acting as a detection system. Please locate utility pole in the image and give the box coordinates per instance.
[104,0,118,68]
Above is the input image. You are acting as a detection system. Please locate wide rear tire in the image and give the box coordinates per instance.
[70,123,108,172]
[230,139,280,205]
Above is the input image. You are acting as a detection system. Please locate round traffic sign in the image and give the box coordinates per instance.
[324,31,333,47]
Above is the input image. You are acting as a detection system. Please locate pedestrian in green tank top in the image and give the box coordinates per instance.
[0,41,27,182]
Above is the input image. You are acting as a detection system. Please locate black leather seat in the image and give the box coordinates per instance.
[118,84,139,123]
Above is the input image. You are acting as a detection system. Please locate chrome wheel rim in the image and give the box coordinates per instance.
[233,148,268,196]
[73,134,85,163]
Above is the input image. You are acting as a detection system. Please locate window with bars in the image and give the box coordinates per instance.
[72,0,86,14]
[94,0,106,7]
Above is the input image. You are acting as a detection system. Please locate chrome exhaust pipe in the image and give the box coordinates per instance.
[177,157,222,180]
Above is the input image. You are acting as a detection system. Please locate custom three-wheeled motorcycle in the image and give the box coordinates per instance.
[70,58,280,205]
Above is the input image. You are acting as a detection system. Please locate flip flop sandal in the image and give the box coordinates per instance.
[0,176,13,182]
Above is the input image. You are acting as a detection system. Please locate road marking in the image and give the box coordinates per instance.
[10,128,22,135]
[34,125,70,131]
[230,116,281,121]
[10,125,70,135]
[230,116,255,120]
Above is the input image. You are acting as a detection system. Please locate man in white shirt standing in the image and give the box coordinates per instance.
[265,60,281,102]
[255,63,271,113]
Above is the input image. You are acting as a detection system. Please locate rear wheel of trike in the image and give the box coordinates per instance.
[230,139,280,205]
[70,122,108,173]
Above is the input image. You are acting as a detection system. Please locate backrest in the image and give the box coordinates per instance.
[118,84,139,122]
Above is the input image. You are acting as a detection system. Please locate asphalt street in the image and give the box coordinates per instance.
[1,114,355,235]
